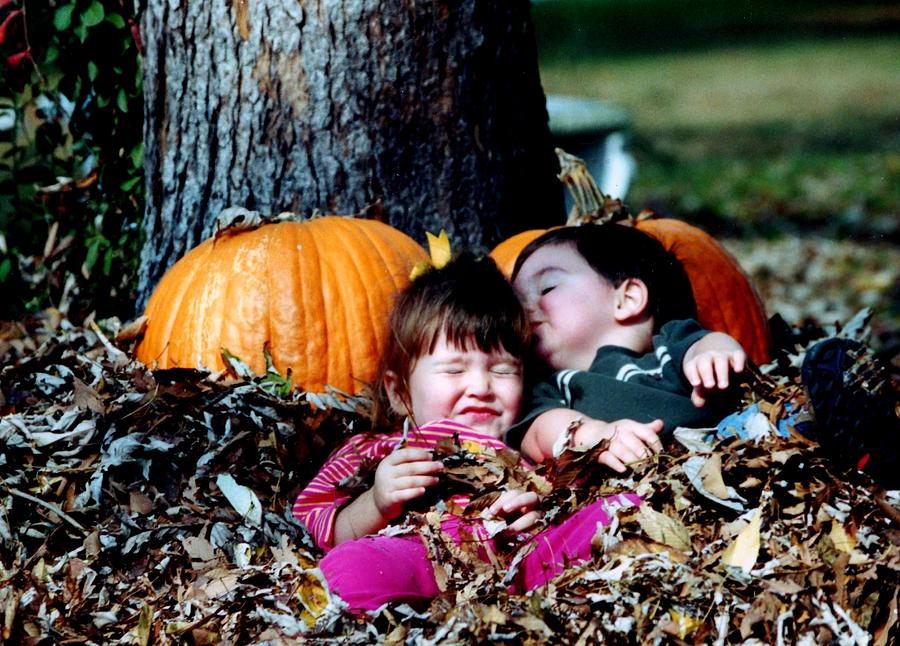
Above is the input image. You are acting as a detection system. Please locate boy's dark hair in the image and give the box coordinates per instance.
[511,224,697,331]
[375,252,529,422]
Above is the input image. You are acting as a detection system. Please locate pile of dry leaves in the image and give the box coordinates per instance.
[1,308,898,645]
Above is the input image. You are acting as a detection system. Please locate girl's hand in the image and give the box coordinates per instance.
[488,489,541,532]
[574,418,664,473]
[372,447,443,520]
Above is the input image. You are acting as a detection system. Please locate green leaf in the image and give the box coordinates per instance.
[103,248,114,276]
[87,61,99,82]
[120,176,141,191]
[25,296,45,312]
[84,238,101,276]
[105,13,126,29]
[262,346,294,398]
[54,4,75,31]
[0,258,11,282]
[82,1,105,28]
[44,45,59,65]
[116,88,129,113]
[96,94,110,108]
[130,143,142,168]
[74,23,88,42]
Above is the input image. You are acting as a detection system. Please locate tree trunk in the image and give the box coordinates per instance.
[136,0,563,310]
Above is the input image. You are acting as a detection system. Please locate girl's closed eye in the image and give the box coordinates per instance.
[436,363,465,374]
[491,361,522,376]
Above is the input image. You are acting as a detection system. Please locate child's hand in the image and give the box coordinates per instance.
[682,332,747,407]
[575,418,664,473]
[683,348,746,407]
[371,447,443,521]
[488,489,541,532]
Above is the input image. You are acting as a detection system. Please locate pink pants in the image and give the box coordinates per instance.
[319,493,640,611]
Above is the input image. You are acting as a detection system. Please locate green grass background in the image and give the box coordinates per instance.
[533,2,900,243]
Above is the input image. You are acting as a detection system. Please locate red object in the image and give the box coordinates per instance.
[0,8,22,46]
[6,46,30,68]
[128,18,143,55]
[857,453,871,471]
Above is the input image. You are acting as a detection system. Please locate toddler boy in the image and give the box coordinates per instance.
[508,224,898,489]
[507,224,745,472]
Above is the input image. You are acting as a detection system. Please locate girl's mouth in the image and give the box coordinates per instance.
[457,407,499,421]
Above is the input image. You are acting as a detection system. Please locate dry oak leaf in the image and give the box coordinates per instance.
[635,505,693,554]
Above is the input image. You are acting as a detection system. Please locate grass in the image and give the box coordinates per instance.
[539,36,900,130]
[538,36,900,240]
[531,0,900,63]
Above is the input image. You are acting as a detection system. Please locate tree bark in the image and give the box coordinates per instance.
[136,0,563,310]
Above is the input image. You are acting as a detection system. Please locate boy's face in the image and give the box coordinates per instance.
[397,332,523,438]
[514,242,619,371]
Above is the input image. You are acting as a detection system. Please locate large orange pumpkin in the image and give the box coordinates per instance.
[631,214,770,366]
[489,229,549,277]
[135,216,429,394]
[490,151,771,365]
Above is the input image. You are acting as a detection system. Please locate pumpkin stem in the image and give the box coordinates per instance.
[555,148,634,226]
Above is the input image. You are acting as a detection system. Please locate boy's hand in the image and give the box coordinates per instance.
[574,418,664,473]
[682,332,747,407]
[488,489,541,532]
[372,447,443,520]
[684,348,746,407]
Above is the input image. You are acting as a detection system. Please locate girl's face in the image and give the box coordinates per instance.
[387,332,523,438]
[514,242,619,371]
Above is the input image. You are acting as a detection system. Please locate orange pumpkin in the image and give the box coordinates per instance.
[135,216,429,394]
[489,229,549,277]
[490,150,771,365]
[631,214,770,365]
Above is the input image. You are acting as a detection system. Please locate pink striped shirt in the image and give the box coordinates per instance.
[292,419,516,550]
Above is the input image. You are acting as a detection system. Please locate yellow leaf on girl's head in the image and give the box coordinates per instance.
[409,260,431,280]
[426,230,452,269]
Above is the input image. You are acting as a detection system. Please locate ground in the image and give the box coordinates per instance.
[1,21,898,646]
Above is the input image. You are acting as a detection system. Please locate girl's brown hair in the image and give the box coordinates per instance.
[373,252,530,425]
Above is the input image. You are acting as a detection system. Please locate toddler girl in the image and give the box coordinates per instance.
[292,253,639,612]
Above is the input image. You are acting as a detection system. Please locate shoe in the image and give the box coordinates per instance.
[801,338,899,488]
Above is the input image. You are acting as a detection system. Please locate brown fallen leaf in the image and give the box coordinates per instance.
[721,508,762,574]
[606,537,690,564]
[635,505,693,554]
[698,453,730,499]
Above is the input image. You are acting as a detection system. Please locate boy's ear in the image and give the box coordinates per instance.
[383,370,408,416]
[613,278,650,322]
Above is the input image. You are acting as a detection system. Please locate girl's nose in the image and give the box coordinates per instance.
[465,369,493,396]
